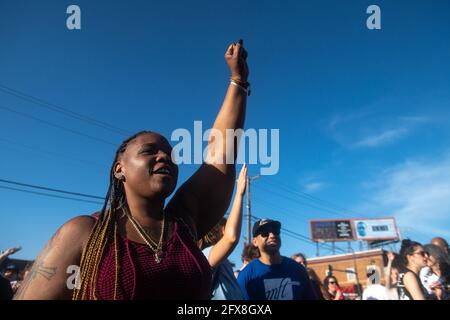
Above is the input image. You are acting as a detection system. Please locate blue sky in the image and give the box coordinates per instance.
[1,0,450,267]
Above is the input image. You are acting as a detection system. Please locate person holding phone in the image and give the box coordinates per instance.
[323,276,344,300]
[420,244,450,300]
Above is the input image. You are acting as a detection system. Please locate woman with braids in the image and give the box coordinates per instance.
[14,40,249,300]
[397,239,429,300]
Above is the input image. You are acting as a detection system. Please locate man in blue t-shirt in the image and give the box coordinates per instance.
[237,219,317,300]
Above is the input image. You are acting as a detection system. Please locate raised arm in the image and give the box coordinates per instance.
[0,246,21,265]
[385,251,394,289]
[13,216,94,300]
[167,40,249,238]
[206,164,247,268]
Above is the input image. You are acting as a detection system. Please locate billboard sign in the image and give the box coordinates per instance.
[352,218,398,241]
[310,220,354,242]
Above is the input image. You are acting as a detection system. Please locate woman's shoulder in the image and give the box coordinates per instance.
[55,215,97,249]
[62,215,97,232]
[403,270,420,283]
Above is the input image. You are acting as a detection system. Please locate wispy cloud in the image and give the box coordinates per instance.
[357,153,450,239]
[328,111,374,132]
[303,182,326,193]
[354,127,409,148]
[297,174,328,194]
[327,112,431,149]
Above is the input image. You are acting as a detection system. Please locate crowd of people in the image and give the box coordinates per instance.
[362,237,450,300]
[2,211,450,301]
[4,222,449,301]
[0,247,32,299]
[1,39,449,301]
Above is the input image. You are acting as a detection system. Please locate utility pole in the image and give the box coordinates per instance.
[246,175,250,244]
[245,174,260,244]
[348,246,362,298]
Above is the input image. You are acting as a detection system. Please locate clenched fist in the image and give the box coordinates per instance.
[225,39,249,82]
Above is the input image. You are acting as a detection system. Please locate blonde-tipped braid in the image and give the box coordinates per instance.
[72,131,153,300]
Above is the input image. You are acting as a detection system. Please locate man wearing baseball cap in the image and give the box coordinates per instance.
[237,218,317,300]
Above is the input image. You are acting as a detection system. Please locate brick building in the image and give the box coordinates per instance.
[307,249,387,297]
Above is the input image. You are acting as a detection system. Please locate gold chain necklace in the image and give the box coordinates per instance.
[126,211,165,263]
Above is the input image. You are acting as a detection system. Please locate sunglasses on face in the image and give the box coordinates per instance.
[413,251,429,257]
[328,281,336,285]
[257,228,281,237]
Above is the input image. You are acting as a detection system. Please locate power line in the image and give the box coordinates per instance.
[240,169,389,224]
[250,199,328,249]
[0,178,104,200]
[247,180,353,253]
[265,177,373,218]
[250,214,347,254]
[0,137,106,169]
[252,195,316,222]
[0,185,103,205]
[0,176,347,255]
[259,178,415,249]
[249,215,312,246]
[253,192,340,220]
[0,174,343,254]
[252,195,352,253]
[0,83,131,136]
[252,189,366,253]
[0,104,117,146]
[253,183,353,219]
[0,175,343,252]
[265,177,380,220]
[236,170,361,222]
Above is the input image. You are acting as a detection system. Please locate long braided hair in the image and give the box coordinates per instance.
[73,131,153,300]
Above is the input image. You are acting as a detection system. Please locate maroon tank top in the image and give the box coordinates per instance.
[85,217,212,300]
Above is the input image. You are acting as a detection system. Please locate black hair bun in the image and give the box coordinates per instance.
[401,239,412,248]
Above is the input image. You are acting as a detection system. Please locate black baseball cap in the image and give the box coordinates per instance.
[5,264,18,271]
[252,219,281,237]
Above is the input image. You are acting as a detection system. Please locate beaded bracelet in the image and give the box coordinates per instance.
[230,79,251,96]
